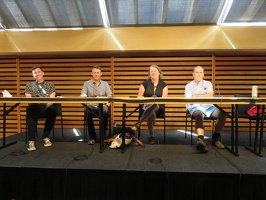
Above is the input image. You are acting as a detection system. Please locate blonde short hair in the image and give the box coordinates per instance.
[147,65,163,79]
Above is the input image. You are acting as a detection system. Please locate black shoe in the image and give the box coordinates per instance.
[148,137,155,145]
[196,138,208,153]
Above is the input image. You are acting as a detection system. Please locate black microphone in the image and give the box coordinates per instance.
[87,82,100,97]
[92,82,96,97]
[152,82,157,97]
[215,82,222,97]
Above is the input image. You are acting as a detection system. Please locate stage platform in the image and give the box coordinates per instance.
[0,129,266,200]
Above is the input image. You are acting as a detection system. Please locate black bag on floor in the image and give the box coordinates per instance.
[113,125,135,135]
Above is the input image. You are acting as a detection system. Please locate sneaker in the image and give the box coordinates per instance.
[43,137,52,147]
[27,141,36,151]
[88,138,95,145]
[214,140,225,149]
[148,137,155,145]
[196,138,208,153]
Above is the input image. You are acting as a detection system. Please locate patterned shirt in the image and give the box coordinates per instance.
[25,81,56,97]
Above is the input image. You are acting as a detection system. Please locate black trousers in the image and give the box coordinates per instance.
[26,104,56,141]
[84,107,109,139]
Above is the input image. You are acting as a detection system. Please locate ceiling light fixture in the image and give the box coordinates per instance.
[0,22,4,29]
[99,0,110,28]
[222,22,266,26]
[222,31,236,49]
[9,28,58,31]
[217,0,234,25]
[107,30,124,50]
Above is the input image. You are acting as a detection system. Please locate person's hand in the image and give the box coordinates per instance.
[103,104,109,112]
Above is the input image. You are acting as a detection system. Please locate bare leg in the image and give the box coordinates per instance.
[210,109,226,149]
[192,110,205,136]
[210,109,226,134]
[193,110,208,153]
[146,111,156,137]
[134,104,159,130]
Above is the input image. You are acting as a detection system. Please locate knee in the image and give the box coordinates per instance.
[193,111,204,121]
[147,113,156,122]
[103,112,109,118]
[46,107,56,117]
[85,112,94,121]
[26,105,35,113]
[26,105,38,118]
[219,113,227,121]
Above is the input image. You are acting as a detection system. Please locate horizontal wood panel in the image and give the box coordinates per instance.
[0,52,266,138]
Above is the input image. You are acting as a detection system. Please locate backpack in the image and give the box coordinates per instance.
[109,133,132,149]
[247,105,263,117]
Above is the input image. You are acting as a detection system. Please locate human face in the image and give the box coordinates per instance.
[193,66,204,83]
[32,68,44,83]
[149,67,160,80]
[91,68,102,81]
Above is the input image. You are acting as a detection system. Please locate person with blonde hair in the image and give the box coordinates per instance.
[131,65,168,145]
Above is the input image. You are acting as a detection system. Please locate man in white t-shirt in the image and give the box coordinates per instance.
[185,66,226,153]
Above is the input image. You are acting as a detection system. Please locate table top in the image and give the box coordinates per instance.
[0,97,110,104]
[0,96,264,105]
[112,96,260,104]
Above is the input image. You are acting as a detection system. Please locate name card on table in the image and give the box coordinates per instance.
[2,90,12,97]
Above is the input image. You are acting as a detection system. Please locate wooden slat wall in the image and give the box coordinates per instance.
[1,52,266,136]
[0,57,19,136]
[215,54,266,131]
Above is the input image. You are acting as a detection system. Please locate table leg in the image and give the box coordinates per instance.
[121,104,126,153]
[0,103,18,149]
[99,103,104,153]
[245,105,264,157]
[224,104,239,156]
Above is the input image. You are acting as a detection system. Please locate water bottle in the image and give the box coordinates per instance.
[252,86,258,98]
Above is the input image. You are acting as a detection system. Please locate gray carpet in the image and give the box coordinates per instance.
[0,129,266,176]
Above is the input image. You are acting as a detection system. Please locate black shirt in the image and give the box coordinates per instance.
[142,79,167,97]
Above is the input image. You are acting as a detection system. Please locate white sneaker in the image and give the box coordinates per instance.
[88,139,95,145]
[43,137,52,147]
[27,141,36,151]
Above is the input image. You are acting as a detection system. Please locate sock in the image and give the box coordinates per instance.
[198,135,204,140]
[213,132,221,141]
